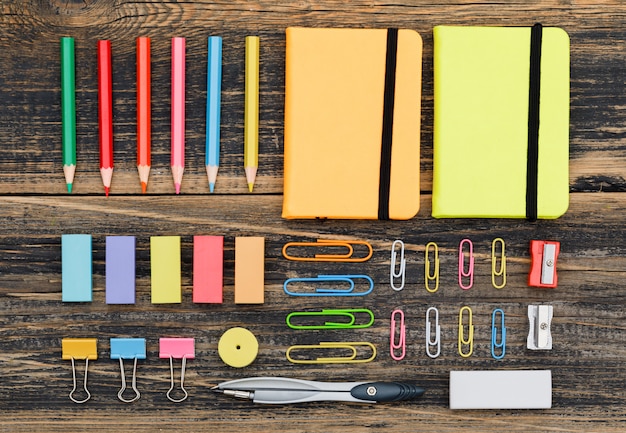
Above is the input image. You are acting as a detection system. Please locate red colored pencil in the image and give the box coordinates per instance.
[97,40,113,196]
[137,37,151,193]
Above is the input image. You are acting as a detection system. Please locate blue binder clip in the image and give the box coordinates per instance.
[490,309,506,360]
[283,275,374,297]
[110,338,146,403]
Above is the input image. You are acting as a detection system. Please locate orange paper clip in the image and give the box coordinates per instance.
[282,239,373,262]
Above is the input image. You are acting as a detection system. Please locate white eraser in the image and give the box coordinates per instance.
[450,370,552,409]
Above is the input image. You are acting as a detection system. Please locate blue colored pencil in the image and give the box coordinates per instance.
[206,36,222,193]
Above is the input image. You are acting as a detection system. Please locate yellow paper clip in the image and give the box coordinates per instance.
[425,242,440,293]
[390,240,406,291]
[286,341,377,364]
[282,239,373,262]
[491,238,506,289]
[62,338,98,404]
[458,306,474,358]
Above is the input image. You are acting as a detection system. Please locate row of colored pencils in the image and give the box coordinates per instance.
[59,36,260,195]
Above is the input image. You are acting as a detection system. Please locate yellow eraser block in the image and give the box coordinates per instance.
[235,237,264,304]
[62,338,98,360]
[150,236,182,304]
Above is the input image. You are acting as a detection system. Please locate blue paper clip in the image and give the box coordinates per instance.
[283,275,374,297]
[110,338,146,403]
[491,309,506,359]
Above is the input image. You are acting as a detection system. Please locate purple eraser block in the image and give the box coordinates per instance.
[106,236,136,304]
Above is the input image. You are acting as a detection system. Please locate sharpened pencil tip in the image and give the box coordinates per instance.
[175,183,181,194]
[67,183,73,194]
[209,182,215,193]
[141,182,147,194]
[248,183,254,193]
[104,186,110,197]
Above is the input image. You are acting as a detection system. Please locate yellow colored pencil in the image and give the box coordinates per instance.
[244,36,259,192]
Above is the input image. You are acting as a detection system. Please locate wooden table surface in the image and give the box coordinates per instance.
[1,1,625,431]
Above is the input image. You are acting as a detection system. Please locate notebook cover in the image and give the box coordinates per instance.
[432,25,570,219]
[282,27,422,220]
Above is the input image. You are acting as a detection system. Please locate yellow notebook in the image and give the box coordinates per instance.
[282,27,422,220]
[432,25,570,219]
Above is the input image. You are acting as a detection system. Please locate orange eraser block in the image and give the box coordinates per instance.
[235,236,264,304]
[193,235,224,303]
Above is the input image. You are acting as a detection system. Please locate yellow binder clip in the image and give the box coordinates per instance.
[286,341,377,364]
[282,239,373,262]
[62,338,98,404]
[458,306,474,358]
[491,238,506,289]
[425,242,440,293]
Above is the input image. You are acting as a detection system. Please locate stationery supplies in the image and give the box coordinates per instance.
[432,25,570,219]
[234,236,264,304]
[159,338,195,403]
[193,235,223,303]
[425,242,440,293]
[282,27,422,220]
[527,305,553,350]
[105,236,136,304]
[213,377,425,404]
[97,39,114,196]
[61,234,92,302]
[529,240,560,287]
[150,236,181,304]
[449,370,552,409]
[283,275,374,297]
[244,36,259,192]
[60,37,76,193]
[218,327,258,368]
[171,37,185,194]
[425,307,441,359]
[286,309,374,330]
[491,308,506,359]
[136,37,151,193]
[110,338,146,403]
[390,309,406,361]
[282,239,373,262]
[491,238,506,289]
[286,341,376,364]
[206,36,223,193]
[62,338,97,404]
[390,240,406,291]
[458,239,474,290]
[457,306,473,358]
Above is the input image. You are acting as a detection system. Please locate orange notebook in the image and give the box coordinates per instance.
[282,27,422,220]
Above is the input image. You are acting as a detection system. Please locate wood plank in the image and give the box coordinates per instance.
[0,2,623,194]
[0,193,624,431]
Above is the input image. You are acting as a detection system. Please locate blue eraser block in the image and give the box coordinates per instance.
[61,234,92,302]
[110,338,147,360]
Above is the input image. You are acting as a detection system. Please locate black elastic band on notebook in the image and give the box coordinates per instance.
[526,23,543,221]
[378,28,398,220]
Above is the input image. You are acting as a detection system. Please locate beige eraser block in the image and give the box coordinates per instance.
[235,237,265,304]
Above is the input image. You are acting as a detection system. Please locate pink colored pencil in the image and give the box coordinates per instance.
[171,37,185,194]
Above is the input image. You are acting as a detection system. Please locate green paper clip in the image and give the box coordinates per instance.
[286,309,375,330]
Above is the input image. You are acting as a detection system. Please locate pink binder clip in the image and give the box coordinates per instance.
[458,239,474,290]
[390,309,406,361]
[159,338,195,403]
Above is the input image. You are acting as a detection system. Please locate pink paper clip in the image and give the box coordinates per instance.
[458,239,474,290]
[390,309,406,361]
[159,338,195,403]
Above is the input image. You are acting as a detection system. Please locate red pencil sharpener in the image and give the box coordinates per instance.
[528,240,560,288]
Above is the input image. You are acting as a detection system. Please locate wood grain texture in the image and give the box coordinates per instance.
[0,1,625,432]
